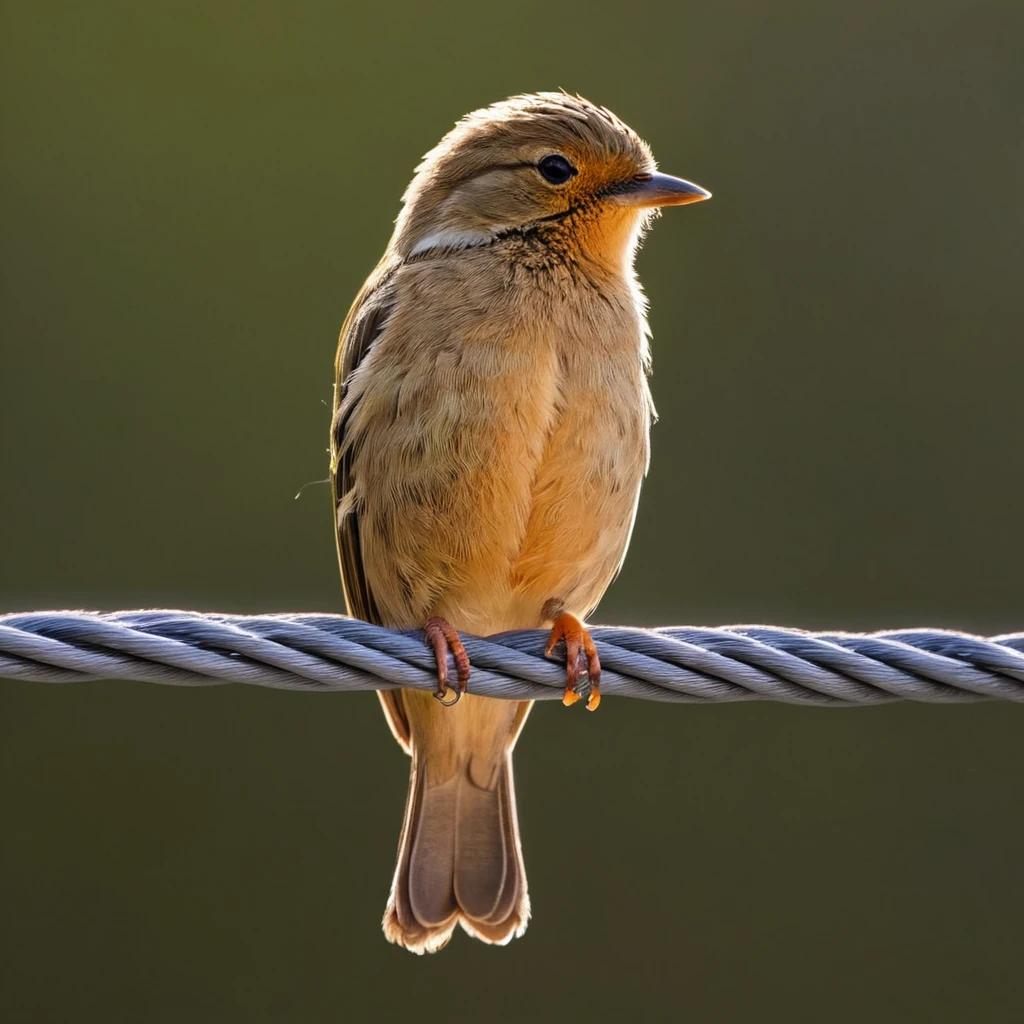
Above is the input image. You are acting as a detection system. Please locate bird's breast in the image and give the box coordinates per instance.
[350,249,652,634]
[502,276,652,625]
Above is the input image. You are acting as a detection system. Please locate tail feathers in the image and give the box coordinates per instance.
[383,756,529,954]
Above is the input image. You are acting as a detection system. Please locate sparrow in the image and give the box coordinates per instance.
[330,92,709,953]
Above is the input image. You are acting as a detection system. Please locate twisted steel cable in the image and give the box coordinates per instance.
[1,609,1022,705]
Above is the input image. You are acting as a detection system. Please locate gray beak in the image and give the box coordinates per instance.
[614,172,711,208]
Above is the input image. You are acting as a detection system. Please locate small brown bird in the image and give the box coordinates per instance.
[330,92,708,953]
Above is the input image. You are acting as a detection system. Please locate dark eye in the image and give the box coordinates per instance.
[537,154,576,185]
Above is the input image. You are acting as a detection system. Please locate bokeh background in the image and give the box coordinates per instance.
[2,2,1022,1021]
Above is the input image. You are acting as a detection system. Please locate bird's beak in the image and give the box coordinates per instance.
[614,172,711,208]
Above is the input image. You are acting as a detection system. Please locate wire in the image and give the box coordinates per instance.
[2,610,1022,704]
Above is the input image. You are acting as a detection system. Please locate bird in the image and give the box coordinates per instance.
[330,92,709,954]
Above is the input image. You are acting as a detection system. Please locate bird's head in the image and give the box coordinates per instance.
[390,92,709,270]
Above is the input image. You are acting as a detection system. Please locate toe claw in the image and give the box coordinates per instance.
[434,684,460,707]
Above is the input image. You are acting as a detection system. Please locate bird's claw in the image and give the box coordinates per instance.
[424,615,470,706]
[545,612,602,711]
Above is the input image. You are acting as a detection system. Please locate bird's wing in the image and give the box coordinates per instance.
[330,259,410,748]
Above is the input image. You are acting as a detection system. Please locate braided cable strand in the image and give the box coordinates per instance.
[1,610,1023,705]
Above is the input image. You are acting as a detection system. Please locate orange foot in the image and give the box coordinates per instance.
[545,612,601,711]
[424,615,470,706]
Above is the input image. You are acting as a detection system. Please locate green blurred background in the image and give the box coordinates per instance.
[2,1,1022,1020]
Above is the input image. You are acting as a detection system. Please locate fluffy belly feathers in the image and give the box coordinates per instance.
[345,258,651,636]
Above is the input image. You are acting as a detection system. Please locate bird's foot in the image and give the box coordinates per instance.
[545,612,601,711]
[424,615,470,706]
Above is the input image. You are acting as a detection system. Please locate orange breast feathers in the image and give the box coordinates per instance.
[337,246,652,637]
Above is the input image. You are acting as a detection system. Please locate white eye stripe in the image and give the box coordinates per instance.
[409,228,496,257]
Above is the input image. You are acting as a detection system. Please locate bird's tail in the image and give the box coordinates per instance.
[383,750,530,953]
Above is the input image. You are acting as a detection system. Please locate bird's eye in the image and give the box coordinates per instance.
[537,154,576,185]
